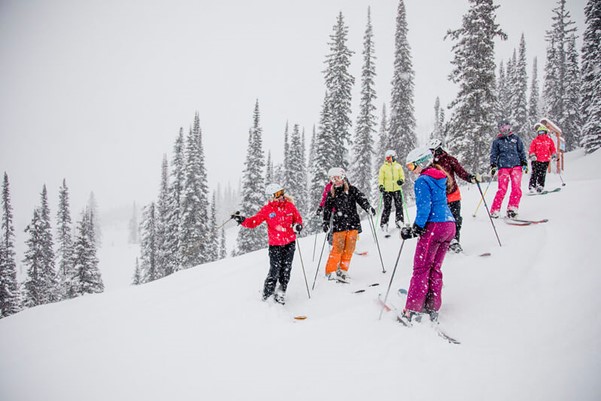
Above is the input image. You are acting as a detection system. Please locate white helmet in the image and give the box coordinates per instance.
[427,138,442,150]
[384,149,397,158]
[327,167,346,179]
[406,147,434,171]
[265,183,284,197]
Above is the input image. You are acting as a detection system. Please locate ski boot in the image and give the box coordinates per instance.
[448,239,462,253]
[506,209,518,219]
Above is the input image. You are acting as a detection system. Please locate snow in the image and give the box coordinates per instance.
[1,150,600,401]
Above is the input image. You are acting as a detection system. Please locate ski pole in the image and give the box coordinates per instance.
[216,215,235,230]
[367,214,386,274]
[312,230,318,262]
[472,179,492,217]
[558,171,566,186]
[379,239,406,320]
[295,239,311,299]
[400,187,411,224]
[311,232,328,291]
[476,181,502,247]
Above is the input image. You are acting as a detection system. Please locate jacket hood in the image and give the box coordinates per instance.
[422,167,447,180]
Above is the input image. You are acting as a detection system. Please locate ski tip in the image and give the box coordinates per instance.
[293,315,307,320]
[479,252,492,257]
[354,289,366,294]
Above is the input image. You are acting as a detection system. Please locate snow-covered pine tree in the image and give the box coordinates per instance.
[446,0,506,173]
[180,113,211,268]
[432,97,446,144]
[509,34,530,142]
[132,257,141,285]
[72,208,103,295]
[0,173,20,318]
[388,0,417,165]
[282,122,292,190]
[128,202,139,245]
[56,179,75,300]
[235,101,267,255]
[528,57,541,132]
[580,0,601,154]
[265,151,274,185]
[543,0,577,148]
[351,6,377,200]
[87,192,101,248]
[23,185,57,307]
[496,60,509,123]
[207,193,219,263]
[154,155,170,279]
[323,12,355,170]
[139,202,158,283]
[165,128,186,273]
[219,228,226,260]
[563,33,582,150]
[373,104,389,191]
[286,124,309,221]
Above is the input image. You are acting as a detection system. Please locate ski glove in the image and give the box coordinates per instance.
[469,173,482,183]
[370,207,376,216]
[231,212,246,225]
[293,223,303,234]
[521,160,528,174]
[315,206,323,217]
[400,223,426,240]
[379,185,385,193]
[490,164,497,177]
[322,222,330,233]
[551,153,558,161]
[396,179,404,186]
[529,153,537,161]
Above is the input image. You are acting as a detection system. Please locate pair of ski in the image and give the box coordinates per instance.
[504,217,549,226]
[526,187,561,196]
[378,292,460,345]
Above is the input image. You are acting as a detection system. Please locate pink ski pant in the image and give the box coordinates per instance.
[491,166,523,213]
[405,221,456,313]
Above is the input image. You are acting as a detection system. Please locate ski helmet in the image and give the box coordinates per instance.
[405,147,434,172]
[498,119,512,136]
[327,167,346,180]
[427,138,443,150]
[265,183,285,198]
[536,124,549,135]
[384,149,397,159]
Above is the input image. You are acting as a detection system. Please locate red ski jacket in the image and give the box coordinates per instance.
[529,134,557,163]
[241,198,303,246]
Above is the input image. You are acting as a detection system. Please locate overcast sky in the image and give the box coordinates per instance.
[0,0,585,230]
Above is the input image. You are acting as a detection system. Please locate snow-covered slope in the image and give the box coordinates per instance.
[1,150,600,401]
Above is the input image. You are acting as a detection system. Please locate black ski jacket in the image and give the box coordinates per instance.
[323,185,371,234]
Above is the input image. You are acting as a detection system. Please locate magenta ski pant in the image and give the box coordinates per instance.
[405,221,456,313]
[491,166,523,214]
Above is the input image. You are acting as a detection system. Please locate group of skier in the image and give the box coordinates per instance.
[230,118,558,325]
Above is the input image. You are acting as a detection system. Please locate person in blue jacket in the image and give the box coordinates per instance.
[489,119,528,218]
[399,147,456,324]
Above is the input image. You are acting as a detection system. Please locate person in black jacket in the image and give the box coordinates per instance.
[322,167,375,283]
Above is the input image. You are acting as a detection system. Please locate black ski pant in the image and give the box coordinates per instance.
[529,161,549,191]
[380,190,404,227]
[448,200,462,242]
[264,241,296,298]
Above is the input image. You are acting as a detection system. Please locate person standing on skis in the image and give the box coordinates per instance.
[322,167,375,283]
[399,147,456,324]
[231,183,303,305]
[377,149,405,233]
[528,124,557,194]
[489,119,528,219]
[427,139,481,253]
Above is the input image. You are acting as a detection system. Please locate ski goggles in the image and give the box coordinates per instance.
[537,129,548,135]
[272,189,285,199]
[406,161,418,172]
[330,175,344,182]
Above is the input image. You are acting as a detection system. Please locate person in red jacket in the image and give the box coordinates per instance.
[231,183,303,305]
[427,139,481,253]
[528,124,557,193]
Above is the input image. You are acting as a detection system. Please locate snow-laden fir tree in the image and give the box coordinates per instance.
[286,124,309,222]
[180,113,211,267]
[265,151,274,185]
[139,202,159,283]
[154,155,170,279]
[165,128,186,273]
[445,0,506,173]
[0,173,20,318]
[563,33,582,150]
[219,228,226,260]
[128,202,139,245]
[509,34,530,142]
[23,185,57,307]
[432,97,446,144]
[543,0,578,149]
[496,61,510,123]
[72,208,103,295]
[206,193,219,263]
[235,101,267,255]
[580,0,601,154]
[372,104,389,204]
[87,192,101,248]
[56,179,75,300]
[528,57,541,131]
[323,12,355,170]
[388,0,417,165]
[132,257,141,285]
[350,6,377,200]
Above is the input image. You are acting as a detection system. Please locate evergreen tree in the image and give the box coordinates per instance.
[445,0,506,173]
[563,33,582,150]
[373,104,389,202]
[128,202,139,244]
[87,192,101,247]
[351,6,377,199]
[543,0,577,147]
[265,151,274,185]
[154,155,170,278]
[510,34,530,141]
[432,97,446,144]
[166,128,186,273]
[219,228,226,260]
[528,57,541,132]
[287,124,309,220]
[580,0,601,153]
[388,0,417,164]
[132,257,141,285]
[496,60,510,122]
[23,185,57,307]
[207,193,219,262]
[56,179,75,300]
[235,101,267,255]
[180,113,211,267]
[72,208,104,295]
[139,202,159,283]
[0,173,20,317]
[323,12,355,170]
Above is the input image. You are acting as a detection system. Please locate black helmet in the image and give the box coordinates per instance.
[498,119,512,136]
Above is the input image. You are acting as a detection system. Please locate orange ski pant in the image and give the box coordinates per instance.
[325,230,359,275]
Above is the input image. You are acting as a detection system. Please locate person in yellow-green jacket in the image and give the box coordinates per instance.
[378,149,405,232]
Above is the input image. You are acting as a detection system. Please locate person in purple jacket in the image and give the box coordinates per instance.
[399,147,456,324]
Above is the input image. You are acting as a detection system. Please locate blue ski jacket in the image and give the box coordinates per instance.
[490,132,527,168]
[414,168,455,229]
